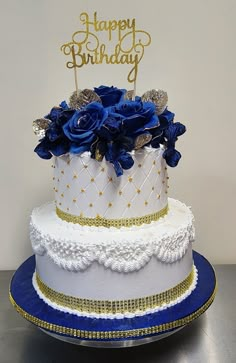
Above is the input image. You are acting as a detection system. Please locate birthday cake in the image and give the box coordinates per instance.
[9,13,216,347]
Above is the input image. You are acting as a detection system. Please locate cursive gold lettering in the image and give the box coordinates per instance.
[61,12,151,84]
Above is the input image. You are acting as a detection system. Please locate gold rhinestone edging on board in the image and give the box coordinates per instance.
[35,268,195,315]
[56,204,169,228]
[9,284,217,340]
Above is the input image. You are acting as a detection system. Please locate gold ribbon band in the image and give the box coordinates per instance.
[56,204,169,228]
[9,283,217,340]
[35,268,195,315]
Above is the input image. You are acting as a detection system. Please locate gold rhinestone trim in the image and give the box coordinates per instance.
[9,284,217,340]
[56,204,169,228]
[35,268,195,315]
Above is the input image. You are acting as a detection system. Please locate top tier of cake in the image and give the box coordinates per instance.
[53,146,168,225]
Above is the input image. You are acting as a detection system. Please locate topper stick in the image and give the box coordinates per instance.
[132,79,137,100]
[71,46,79,96]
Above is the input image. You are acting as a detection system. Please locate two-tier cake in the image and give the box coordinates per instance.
[10,85,216,346]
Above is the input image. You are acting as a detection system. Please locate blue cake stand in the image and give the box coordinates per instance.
[9,251,217,348]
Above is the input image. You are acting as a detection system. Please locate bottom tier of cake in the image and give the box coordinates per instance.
[29,198,195,318]
[9,197,217,345]
[9,251,217,346]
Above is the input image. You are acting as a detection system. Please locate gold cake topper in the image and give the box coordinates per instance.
[61,12,151,93]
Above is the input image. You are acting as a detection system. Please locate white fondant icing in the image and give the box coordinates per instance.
[35,244,193,300]
[32,265,198,320]
[53,146,168,219]
[30,198,195,272]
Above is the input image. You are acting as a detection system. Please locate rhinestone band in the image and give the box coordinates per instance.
[9,284,217,340]
[56,204,169,228]
[35,268,195,315]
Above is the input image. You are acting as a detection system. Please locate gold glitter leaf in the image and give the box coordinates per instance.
[141,89,168,115]
[69,89,102,109]
[124,90,135,101]
[32,118,51,138]
[134,133,152,149]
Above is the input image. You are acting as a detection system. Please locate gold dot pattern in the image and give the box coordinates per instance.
[53,151,168,223]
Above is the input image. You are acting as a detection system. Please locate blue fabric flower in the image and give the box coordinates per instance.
[105,143,134,177]
[34,102,76,159]
[163,122,186,167]
[63,102,108,154]
[94,85,126,107]
[150,109,175,148]
[96,113,123,142]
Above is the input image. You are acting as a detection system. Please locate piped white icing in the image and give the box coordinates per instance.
[30,198,195,272]
[32,265,198,320]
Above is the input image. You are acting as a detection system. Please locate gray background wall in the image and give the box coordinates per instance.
[1,0,235,269]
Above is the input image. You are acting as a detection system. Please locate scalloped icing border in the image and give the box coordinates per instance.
[30,198,195,273]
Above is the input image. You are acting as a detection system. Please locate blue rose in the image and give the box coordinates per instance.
[110,100,159,138]
[63,102,108,154]
[94,85,126,107]
[34,102,76,159]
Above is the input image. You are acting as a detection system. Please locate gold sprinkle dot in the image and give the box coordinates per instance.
[157,194,160,199]
[81,188,85,193]
[167,176,169,180]
[67,208,69,211]
[162,180,165,184]
[145,201,148,206]
[91,178,95,182]
[59,202,62,206]
[89,203,93,207]
[152,186,154,191]
[158,170,161,175]
[52,177,55,180]
[73,174,78,179]
[128,177,133,182]
[108,177,113,182]
[96,214,101,219]
[101,167,105,172]
[84,165,88,168]
[51,164,54,168]
[153,160,156,165]
[119,190,122,195]
[167,185,170,188]
[137,189,141,194]
[127,203,131,208]
[99,191,103,196]
[67,160,70,165]
[66,184,70,189]
[61,193,64,198]
[165,191,168,194]
[57,179,60,182]
[55,189,58,193]
[61,170,64,174]
[73,198,77,203]
[165,166,168,170]
[108,202,112,207]
[138,164,142,168]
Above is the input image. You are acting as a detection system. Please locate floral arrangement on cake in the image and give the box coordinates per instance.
[33,85,186,176]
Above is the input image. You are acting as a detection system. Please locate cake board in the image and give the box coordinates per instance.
[9,251,217,348]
